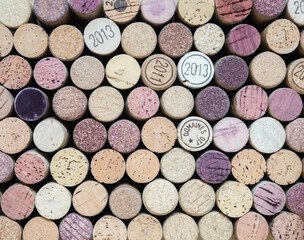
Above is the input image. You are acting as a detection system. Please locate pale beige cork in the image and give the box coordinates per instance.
[0,24,13,58]
[93,215,127,240]
[0,216,22,240]
[0,86,14,120]
[286,58,304,94]
[104,0,139,24]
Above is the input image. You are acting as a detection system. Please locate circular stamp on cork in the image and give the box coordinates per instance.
[286,58,304,94]
[287,0,304,26]
[104,0,139,24]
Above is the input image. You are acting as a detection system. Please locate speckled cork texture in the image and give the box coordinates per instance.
[267,149,302,185]
[286,0,304,27]
[91,149,125,184]
[72,180,108,217]
[253,0,286,19]
[179,179,215,217]
[286,58,304,94]
[50,147,89,187]
[158,23,193,58]
[163,213,199,240]
[126,149,160,183]
[0,55,32,90]
[109,184,142,220]
[1,184,35,220]
[198,211,233,240]
[23,217,59,240]
[121,22,157,59]
[93,215,127,240]
[0,24,13,58]
[104,0,139,24]
[52,86,87,121]
[0,86,14,120]
[286,183,304,217]
[161,148,195,184]
[128,214,162,240]
[141,0,175,25]
[71,56,104,90]
[143,178,178,215]
[0,151,14,183]
[0,216,22,240]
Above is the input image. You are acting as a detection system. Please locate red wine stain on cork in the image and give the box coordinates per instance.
[70,0,102,14]
[254,0,286,17]
[0,151,14,183]
[34,0,69,23]
[287,183,304,217]
[216,0,252,23]
[286,118,304,152]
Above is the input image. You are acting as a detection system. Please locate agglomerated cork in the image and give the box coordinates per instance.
[104,0,139,24]
[93,215,127,240]
[0,24,13,58]
[286,0,304,27]
[286,58,304,94]
[72,180,108,217]
[70,0,103,20]
[252,0,286,23]
[267,149,302,185]
[70,56,104,91]
[23,217,59,240]
[0,216,22,240]
[250,51,286,89]
[286,183,304,217]
[0,86,14,120]
[0,151,14,183]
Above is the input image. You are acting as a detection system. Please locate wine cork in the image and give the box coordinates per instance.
[216,181,253,218]
[0,151,14,183]
[0,24,13,58]
[303,159,304,178]
[215,55,248,91]
[158,23,193,58]
[141,54,177,91]
[269,212,304,240]
[268,88,302,121]
[109,184,142,220]
[141,0,176,25]
[23,217,59,240]
[161,86,194,120]
[0,117,32,154]
[126,87,160,121]
[252,0,286,23]
[33,117,69,153]
[232,85,268,120]
[215,0,252,25]
[34,57,68,90]
[231,149,266,185]
[177,51,214,89]
[249,117,286,154]
[194,23,225,56]
[89,86,124,122]
[227,24,261,57]
[0,55,32,90]
[84,18,121,56]
[106,54,140,89]
[15,150,49,184]
[50,147,89,187]
[121,22,157,59]
[52,86,87,121]
[143,178,178,215]
[72,180,108,217]
[104,0,139,24]
[59,213,93,240]
[262,19,300,55]
[108,119,140,154]
[179,179,215,217]
[161,148,195,184]
[197,150,231,184]
[213,117,249,153]
[73,118,107,153]
[252,181,286,216]
[127,213,162,240]
[198,211,233,240]
[286,58,304,94]
[34,0,69,27]
[0,0,31,29]
[93,215,127,240]
[70,0,103,20]
[177,0,214,26]
[177,116,213,152]
[196,86,230,121]
[14,87,49,121]
[286,183,304,217]
[267,149,302,185]
[70,55,104,91]
[126,149,160,183]
[91,149,125,184]
[141,116,177,153]
[0,86,14,120]
[35,182,72,220]
[234,212,269,240]
[14,23,48,59]
[286,0,304,26]
[0,216,22,240]
[163,213,198,240]
[1,184,35,220]
[250,51,286,89]
[49,25,84,61]
[298,29,304,55]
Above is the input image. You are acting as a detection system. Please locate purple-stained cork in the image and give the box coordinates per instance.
[70,0,102,14]
[14,87,49,122]
[228,24,261,56]
[73,118,107,153]
[108,119,141,154]
[253,0,286,18]
[0,151,14,183]
[287,183,304,217]
[215,55,248,90]
[59,213,93,240]
[34,57,67,90]
[197,150,231,184]
[195,86,230,121]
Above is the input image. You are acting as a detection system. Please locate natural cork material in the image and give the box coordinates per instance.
[93,215,127,240]
[0,86,14,120]
[104,0,139,24]
[0,24,13,58]
[0,151,14,183]
[23,217,59,240]
[286,58,304,94]
[0,216,22,240]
